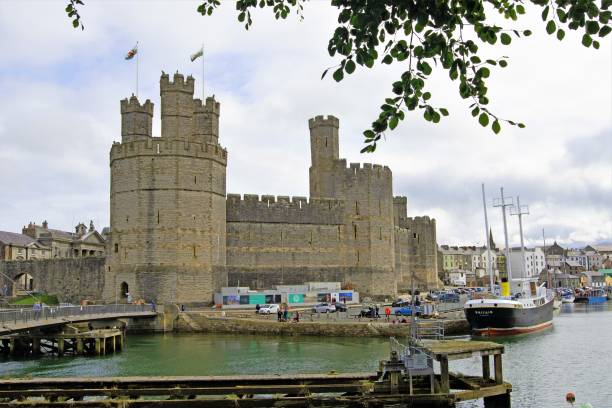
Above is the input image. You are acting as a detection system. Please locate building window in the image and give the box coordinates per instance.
[114,243,119,253]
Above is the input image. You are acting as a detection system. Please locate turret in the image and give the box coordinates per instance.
[309,115,339,167]
[160,71,195,140]
[393,196,408,226]
[120,95,153,142]
[192,96,220,144]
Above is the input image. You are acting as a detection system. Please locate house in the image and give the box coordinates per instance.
[579,271,606,288]
[0,231,51,261]
[448,270,468,286]
[508,247,546,279]
[22,220,106,258]
[539,270,580,288]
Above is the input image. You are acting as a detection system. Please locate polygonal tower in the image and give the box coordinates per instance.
[104,71,227,304]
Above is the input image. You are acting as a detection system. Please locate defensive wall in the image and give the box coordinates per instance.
[0,258,105,303]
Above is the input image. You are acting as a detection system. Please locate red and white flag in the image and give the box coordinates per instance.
[125,43,138,60]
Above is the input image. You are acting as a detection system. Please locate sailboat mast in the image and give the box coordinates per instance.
[482,183,494,293]
[500,187,513,284]
[517,196,527,279]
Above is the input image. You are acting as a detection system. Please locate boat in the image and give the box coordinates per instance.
[464,186,554,336]
[561,291,575,303]
[574,288,607,304]
[465,279,555,336]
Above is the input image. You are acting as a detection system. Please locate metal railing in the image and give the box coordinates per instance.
[0,304,155,326]
[415,320,445,341]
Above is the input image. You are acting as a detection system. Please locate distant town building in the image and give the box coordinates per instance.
[21,220,106,259]
[0,231,51,261]
[508,247,546,279]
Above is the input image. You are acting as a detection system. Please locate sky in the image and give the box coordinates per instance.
[0,1,610,249]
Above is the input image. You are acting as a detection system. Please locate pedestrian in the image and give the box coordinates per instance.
[180,304,185,312]
[294,310,300,323]
[277,308,282,322]
[2,284,8,297]
[384,306,391,321]
[255,304,261,313]
[283,308,289,321]
[375,304,380,319]
[150,300,156,313]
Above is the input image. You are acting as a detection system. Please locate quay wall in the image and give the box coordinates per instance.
[176,312,469,337]
[0,257,105,303]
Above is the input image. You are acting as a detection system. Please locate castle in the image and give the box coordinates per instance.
[103,72,439,304]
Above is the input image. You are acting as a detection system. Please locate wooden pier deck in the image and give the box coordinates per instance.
[0,339,511,407]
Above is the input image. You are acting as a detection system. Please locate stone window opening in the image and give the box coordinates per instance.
[194,175,197,184]
[193,245,197,258]
[120,282,129,299]
[157,210,160,224]
[353,224,357,239]
[114,243,119,253]
[355,201,359,215]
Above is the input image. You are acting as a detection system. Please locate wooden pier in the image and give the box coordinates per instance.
[0,339,511,407]
[0,329,124,357]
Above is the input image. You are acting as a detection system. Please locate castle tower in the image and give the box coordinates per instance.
[105,72,228,304]
[309,115,339,198]
[307,115,397,296]
[120,95,153,142]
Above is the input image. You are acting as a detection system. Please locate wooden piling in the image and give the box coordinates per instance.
[76,338,84,355]
[482,354,491,380]
[494,353,503,385]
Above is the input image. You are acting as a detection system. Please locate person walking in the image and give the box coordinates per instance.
[375,304,380,319]
[277,308,282,322]
[255,304,261,313]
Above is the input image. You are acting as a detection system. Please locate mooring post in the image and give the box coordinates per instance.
[482,355,491,380]
[32,338,41,355]
[440,356,450,393]
[494,354,503,385]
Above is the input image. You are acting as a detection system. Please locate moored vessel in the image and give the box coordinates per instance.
[574,288,607,304]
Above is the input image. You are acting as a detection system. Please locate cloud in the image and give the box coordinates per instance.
[0,1,610,249]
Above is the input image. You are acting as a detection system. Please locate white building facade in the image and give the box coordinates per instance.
[508,247,546,279]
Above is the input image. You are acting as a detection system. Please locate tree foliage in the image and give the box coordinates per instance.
[67,0,611,152]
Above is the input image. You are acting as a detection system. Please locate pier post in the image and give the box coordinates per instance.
[9,338,15,355]
[484,392,511,408]
[95,338,101,356]
[440,356,450,393]
[482,355,491,380]
[493,354,503,385]
[32,338,41,355]
[111,336,116,353]
[58,339,65,356]
[76,338,84,355]
[101,338,106,356]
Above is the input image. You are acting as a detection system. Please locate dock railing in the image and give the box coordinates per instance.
[0,304,154,326]
[415,320,445,341]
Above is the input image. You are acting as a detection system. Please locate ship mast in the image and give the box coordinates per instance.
[511,196,529,281]
[481,183,494,294]
[494,187,514,289]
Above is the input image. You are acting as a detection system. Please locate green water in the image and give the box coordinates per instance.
[2,303,611,407]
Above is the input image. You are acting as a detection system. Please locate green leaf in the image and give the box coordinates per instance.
[517,123,526,128]
[332,68,344,82]
[546,20,556,35]
[389,116,399,130]
[523,30,532,36]
[321,68,329,80]
[440,108,449,116]
[423,92,431,100]
[516,5,525,14]
[238,12,245,22]
[582,34,593,47]
[599,26,612,38]
[471,106,480,117]
[345,60,356,74]
[363,130,375,140]
[382,55,393,64]
[586,21,600,35]
[72,19,79,28]
[492,120,501,134]
[479,112,489,127]
[556,29,565,41]
[542,6,549,21]
[500,33,511,45]
[593,40,600,49]
[499,60,508,67]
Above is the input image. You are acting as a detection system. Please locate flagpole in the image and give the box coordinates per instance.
[201,43,205,100]
[136,41,139,98]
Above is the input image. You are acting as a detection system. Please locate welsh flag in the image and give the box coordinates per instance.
[190,46,204,62]
[125,43,138,60]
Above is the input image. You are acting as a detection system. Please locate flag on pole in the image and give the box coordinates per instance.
[190,46,204,62]
[125,43,138,60]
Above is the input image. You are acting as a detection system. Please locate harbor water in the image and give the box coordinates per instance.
[1,302,611,407]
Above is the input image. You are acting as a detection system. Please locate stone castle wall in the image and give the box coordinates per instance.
[0,258,105,303]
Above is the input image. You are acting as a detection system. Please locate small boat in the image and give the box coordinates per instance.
[574,288,607,304]
[561,292,575,303]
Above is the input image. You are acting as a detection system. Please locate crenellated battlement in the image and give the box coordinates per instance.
[336,160,392,178]
[193,97,221,115]
[160,71,195,94]
[226,194,344,225]
[308,115,339,129]
[110,138,227,164]
[120,95,154,115]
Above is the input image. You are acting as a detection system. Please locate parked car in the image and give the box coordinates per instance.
[426,292,439,301]
[258,304,280,314]
[359,306,377,318]
[312,303,336,313]
[334,303,348,312]
[394,305,422,316]
[437,291,460,303]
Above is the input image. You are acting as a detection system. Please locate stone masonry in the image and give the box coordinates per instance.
[103,72,439,304]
